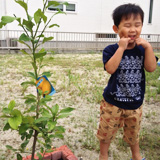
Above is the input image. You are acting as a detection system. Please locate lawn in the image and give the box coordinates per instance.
[0,52,160,160]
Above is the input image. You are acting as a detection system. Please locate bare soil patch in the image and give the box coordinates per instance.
[0,53,160,160]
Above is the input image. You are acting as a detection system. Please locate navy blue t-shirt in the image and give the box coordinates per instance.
[103,43,146,110]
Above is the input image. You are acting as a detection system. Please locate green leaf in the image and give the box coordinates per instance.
[22,19,34,31]
[6,145,13,150]
[51,104,59,115]
[35,52,46,59]
[15,0,28,12]
[27,72,36,79]
[38,48,46,53]
[24,105,36,114]
[36,152,43,159]
[28,129,33,139]
[34,9,47,24]
[28,15,33,21]
[43,91,49,94]
[35,117,49,123]
[1,16,16,23]
[21,140,29,149]
[45,144,52,150]
[42,72,52,77]
[19,124,29,134]
[41,108,52,118]
[2,108,10,114]
[29,105,36,112]
[40,147,44,154]
[58,113,72,119]
[63,2,69,6]
[8,109,22,130]
[54,126,65,133]
[6,145,17,151]
[42,37,53,43]
[32,125,41,132]
[54,9,66,16]
[31,62,38,70]
[16,17,21,24]
[59,107,74,114]
[47,121,56,131]
[8,100,16,111]
[3,123,11,131]
[34,39,39,43]
[23,116,34,125]
[19,33,31,41]
[20,49,30,55]
[38,88,43,95]
[37,34,44,38]
[0,22,5,28]
[25,98,36,104]
[21,81,35,86]
[17,153,22,160]
[49,24,60,28]
[46,1,60,9]
[17,40,32,50]
[24,94,36,99]
[34,10,41,24]
[40,96,52,104]
[51,133,64,139]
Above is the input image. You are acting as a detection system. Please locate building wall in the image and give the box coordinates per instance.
[0,0,160,34]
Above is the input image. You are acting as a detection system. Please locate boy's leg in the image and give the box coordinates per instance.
[130,142,142,160]
[99,141,110,160]
[123,106,143,160]
[97,100,124,160]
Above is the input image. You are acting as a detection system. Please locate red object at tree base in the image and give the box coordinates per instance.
[22,145,78,160]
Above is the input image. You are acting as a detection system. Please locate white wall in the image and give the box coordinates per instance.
[0,0,160,34]
[144,0,160,34]
[100,0,160,34]
[45,0,102,32]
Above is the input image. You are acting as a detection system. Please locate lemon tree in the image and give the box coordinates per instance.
[0,1,74,160]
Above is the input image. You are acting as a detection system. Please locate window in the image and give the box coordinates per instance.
[148,0,153,23]
[96,34,117,39]
[48,3,63,11]
[66,3,75,12]
[48,1,76,13]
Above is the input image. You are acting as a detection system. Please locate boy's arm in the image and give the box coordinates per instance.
[136,38,157,72]
[105,37,130,74]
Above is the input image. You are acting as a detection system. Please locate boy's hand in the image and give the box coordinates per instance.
[136,37,151,49]
[119,37,131,50]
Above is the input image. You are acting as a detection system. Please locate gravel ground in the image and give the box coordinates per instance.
[0,53,160,160]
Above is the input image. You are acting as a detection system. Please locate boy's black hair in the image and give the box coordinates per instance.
[112,3,144,27]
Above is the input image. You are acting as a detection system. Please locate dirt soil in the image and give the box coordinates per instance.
[0,53,160,160]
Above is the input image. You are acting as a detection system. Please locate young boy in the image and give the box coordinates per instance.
[96,3,157,160]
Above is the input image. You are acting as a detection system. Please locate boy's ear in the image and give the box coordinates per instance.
[113,25,118,33]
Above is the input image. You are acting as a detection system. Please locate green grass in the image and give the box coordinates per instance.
[140,127,160,160]
[145,53,160,102]
[0,52,160,160]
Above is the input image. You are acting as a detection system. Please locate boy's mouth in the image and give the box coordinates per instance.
[128,35,136,40]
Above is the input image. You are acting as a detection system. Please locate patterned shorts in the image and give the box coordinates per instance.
[96,99,142,145]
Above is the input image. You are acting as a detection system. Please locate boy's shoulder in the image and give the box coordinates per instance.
[103,43,119,55]
[104,44,145,54]
[104,43,118,51]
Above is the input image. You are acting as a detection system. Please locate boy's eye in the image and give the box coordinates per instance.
[135,24,142,27]
[135,22,142,27]
[124,24,130,28]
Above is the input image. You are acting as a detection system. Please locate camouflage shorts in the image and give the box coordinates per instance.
[96,99,143,145]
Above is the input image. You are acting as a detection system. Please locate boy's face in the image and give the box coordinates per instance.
[113,14,143,44]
